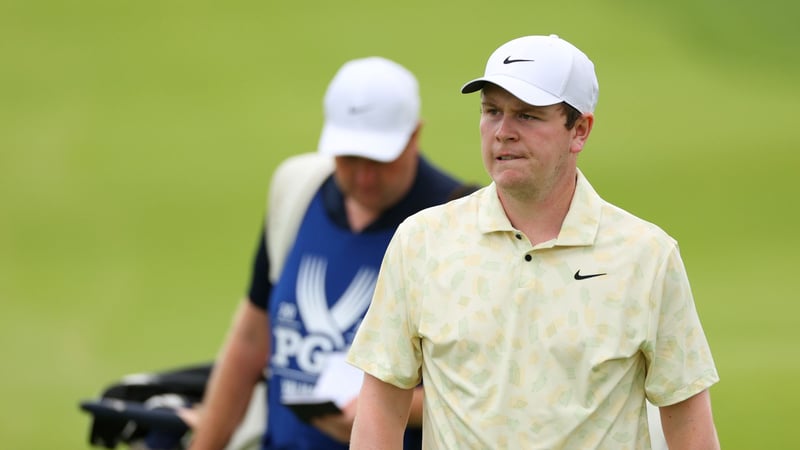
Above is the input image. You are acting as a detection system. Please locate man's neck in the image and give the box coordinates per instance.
[498,173,577,246]
[344,197,381,233]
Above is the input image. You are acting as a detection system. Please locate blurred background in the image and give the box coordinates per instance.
[1,0,797,448]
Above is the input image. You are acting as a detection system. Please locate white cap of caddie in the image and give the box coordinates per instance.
[318,57,420,163]
[461,34,599,114]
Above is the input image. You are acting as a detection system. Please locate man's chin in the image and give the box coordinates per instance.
[492,170,528,189]
[493,176,540,200]
[351,195,389,213]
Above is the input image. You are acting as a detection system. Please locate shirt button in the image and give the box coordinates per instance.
[515,233,522,240]
[524,254,532,262]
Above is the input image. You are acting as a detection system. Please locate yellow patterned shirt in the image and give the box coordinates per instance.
[348,171,719,449]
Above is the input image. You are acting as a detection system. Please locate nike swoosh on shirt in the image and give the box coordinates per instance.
[574,270,607,280]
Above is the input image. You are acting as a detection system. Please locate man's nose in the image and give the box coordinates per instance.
[495,115,519,142]
[355,161,379,184]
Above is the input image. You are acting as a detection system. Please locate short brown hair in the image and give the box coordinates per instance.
[561,102,582,130]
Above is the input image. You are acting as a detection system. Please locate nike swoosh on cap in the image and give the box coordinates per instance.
[503,56,535,64]
[348,105,372,114]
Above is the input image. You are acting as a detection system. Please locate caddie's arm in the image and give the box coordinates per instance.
[659,389,720,450]
[407,385,425,427]
[190,300,270,449]
[350,373,414,450]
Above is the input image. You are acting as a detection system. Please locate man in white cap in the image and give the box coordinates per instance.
[190,57,462,450]
[348,35,721,449]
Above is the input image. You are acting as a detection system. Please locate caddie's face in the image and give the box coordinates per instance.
[333,139,418,213]
[479,84,591,200]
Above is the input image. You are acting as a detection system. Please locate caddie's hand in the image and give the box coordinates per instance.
[176,404,202,429]
[309,397,357,443]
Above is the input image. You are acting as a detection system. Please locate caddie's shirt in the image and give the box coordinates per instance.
[348,170,719,450]
[249,155,460,450]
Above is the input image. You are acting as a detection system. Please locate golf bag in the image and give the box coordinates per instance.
[79,362,266,450]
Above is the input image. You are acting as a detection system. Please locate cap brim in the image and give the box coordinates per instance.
[461,75,563,108]
[318,122,412,163]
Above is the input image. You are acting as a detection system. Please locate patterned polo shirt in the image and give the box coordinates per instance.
[348,170,719,449]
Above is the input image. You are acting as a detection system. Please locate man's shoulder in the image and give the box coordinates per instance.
[577,171,677,249]
[267,152,334,206]
[599,200,678,248]
[415,155,461,196]
[272,153,334,180]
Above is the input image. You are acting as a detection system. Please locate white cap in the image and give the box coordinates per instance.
[318,57,420,162]
[461,34,599,114]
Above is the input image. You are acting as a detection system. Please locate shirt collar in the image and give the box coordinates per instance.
[477,169,603,246]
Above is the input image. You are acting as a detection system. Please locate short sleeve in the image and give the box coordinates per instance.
[247,226,271,310]
[643,244,719,405]
[347,221,423,389]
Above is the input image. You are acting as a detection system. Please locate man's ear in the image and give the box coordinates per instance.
[570,113,594,154]
[405,121,424,153]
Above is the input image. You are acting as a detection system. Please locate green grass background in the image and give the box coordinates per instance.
[1,0,797,448]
